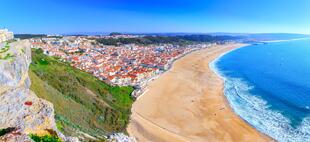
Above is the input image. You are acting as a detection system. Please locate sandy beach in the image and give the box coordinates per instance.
[127,43,271,142]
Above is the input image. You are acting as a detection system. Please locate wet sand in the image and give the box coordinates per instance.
[127,44,271,142]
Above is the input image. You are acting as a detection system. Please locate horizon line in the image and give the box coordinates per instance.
[13,32,310,36]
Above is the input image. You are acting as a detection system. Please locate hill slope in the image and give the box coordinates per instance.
[29,48,134,140]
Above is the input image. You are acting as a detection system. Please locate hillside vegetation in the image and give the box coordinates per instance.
[14,34,48,39]
[96,35,240,46]
[29,48,134,140]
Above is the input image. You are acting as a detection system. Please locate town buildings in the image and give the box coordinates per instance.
[31,36,210,87]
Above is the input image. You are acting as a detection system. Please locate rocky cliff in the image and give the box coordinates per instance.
[0,40,78,142]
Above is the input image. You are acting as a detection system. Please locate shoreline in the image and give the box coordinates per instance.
[209,44,275,140]
[132,47,204,99]
[127,43,271,142]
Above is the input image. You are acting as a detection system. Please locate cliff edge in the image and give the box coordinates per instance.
[0,40,78,142]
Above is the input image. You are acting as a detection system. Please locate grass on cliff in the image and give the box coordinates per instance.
[29,48,134,139]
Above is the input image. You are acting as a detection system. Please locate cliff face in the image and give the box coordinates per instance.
[0,40,77,142]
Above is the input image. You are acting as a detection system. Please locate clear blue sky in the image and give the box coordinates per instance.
[1,0,310,34]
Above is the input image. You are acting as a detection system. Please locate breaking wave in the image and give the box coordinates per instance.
[210,56,310,142]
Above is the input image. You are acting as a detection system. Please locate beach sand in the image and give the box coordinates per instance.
[127,43,271,142]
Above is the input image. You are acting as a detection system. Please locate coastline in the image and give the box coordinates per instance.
[209,44,275,140]
[127,43,271,142]
[132,47,203,99]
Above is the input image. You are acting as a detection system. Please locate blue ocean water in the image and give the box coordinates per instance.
[212,39,310,142]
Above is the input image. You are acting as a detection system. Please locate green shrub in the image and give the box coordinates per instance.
[56,121,64,133]
[29,134,62,142]
[0,127,16,136]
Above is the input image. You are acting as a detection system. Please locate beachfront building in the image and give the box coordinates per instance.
[0,29,14,43]
[31,36,207,87]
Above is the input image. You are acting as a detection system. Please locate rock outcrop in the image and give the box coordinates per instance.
[108,133,136,142]
[0,29,14,43]
[0,40,78,142]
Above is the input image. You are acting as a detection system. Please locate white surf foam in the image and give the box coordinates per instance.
[210,53,310,142]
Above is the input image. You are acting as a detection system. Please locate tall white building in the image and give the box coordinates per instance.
[0,29,14,43]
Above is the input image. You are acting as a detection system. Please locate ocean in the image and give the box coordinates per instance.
[211,39,310,142]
